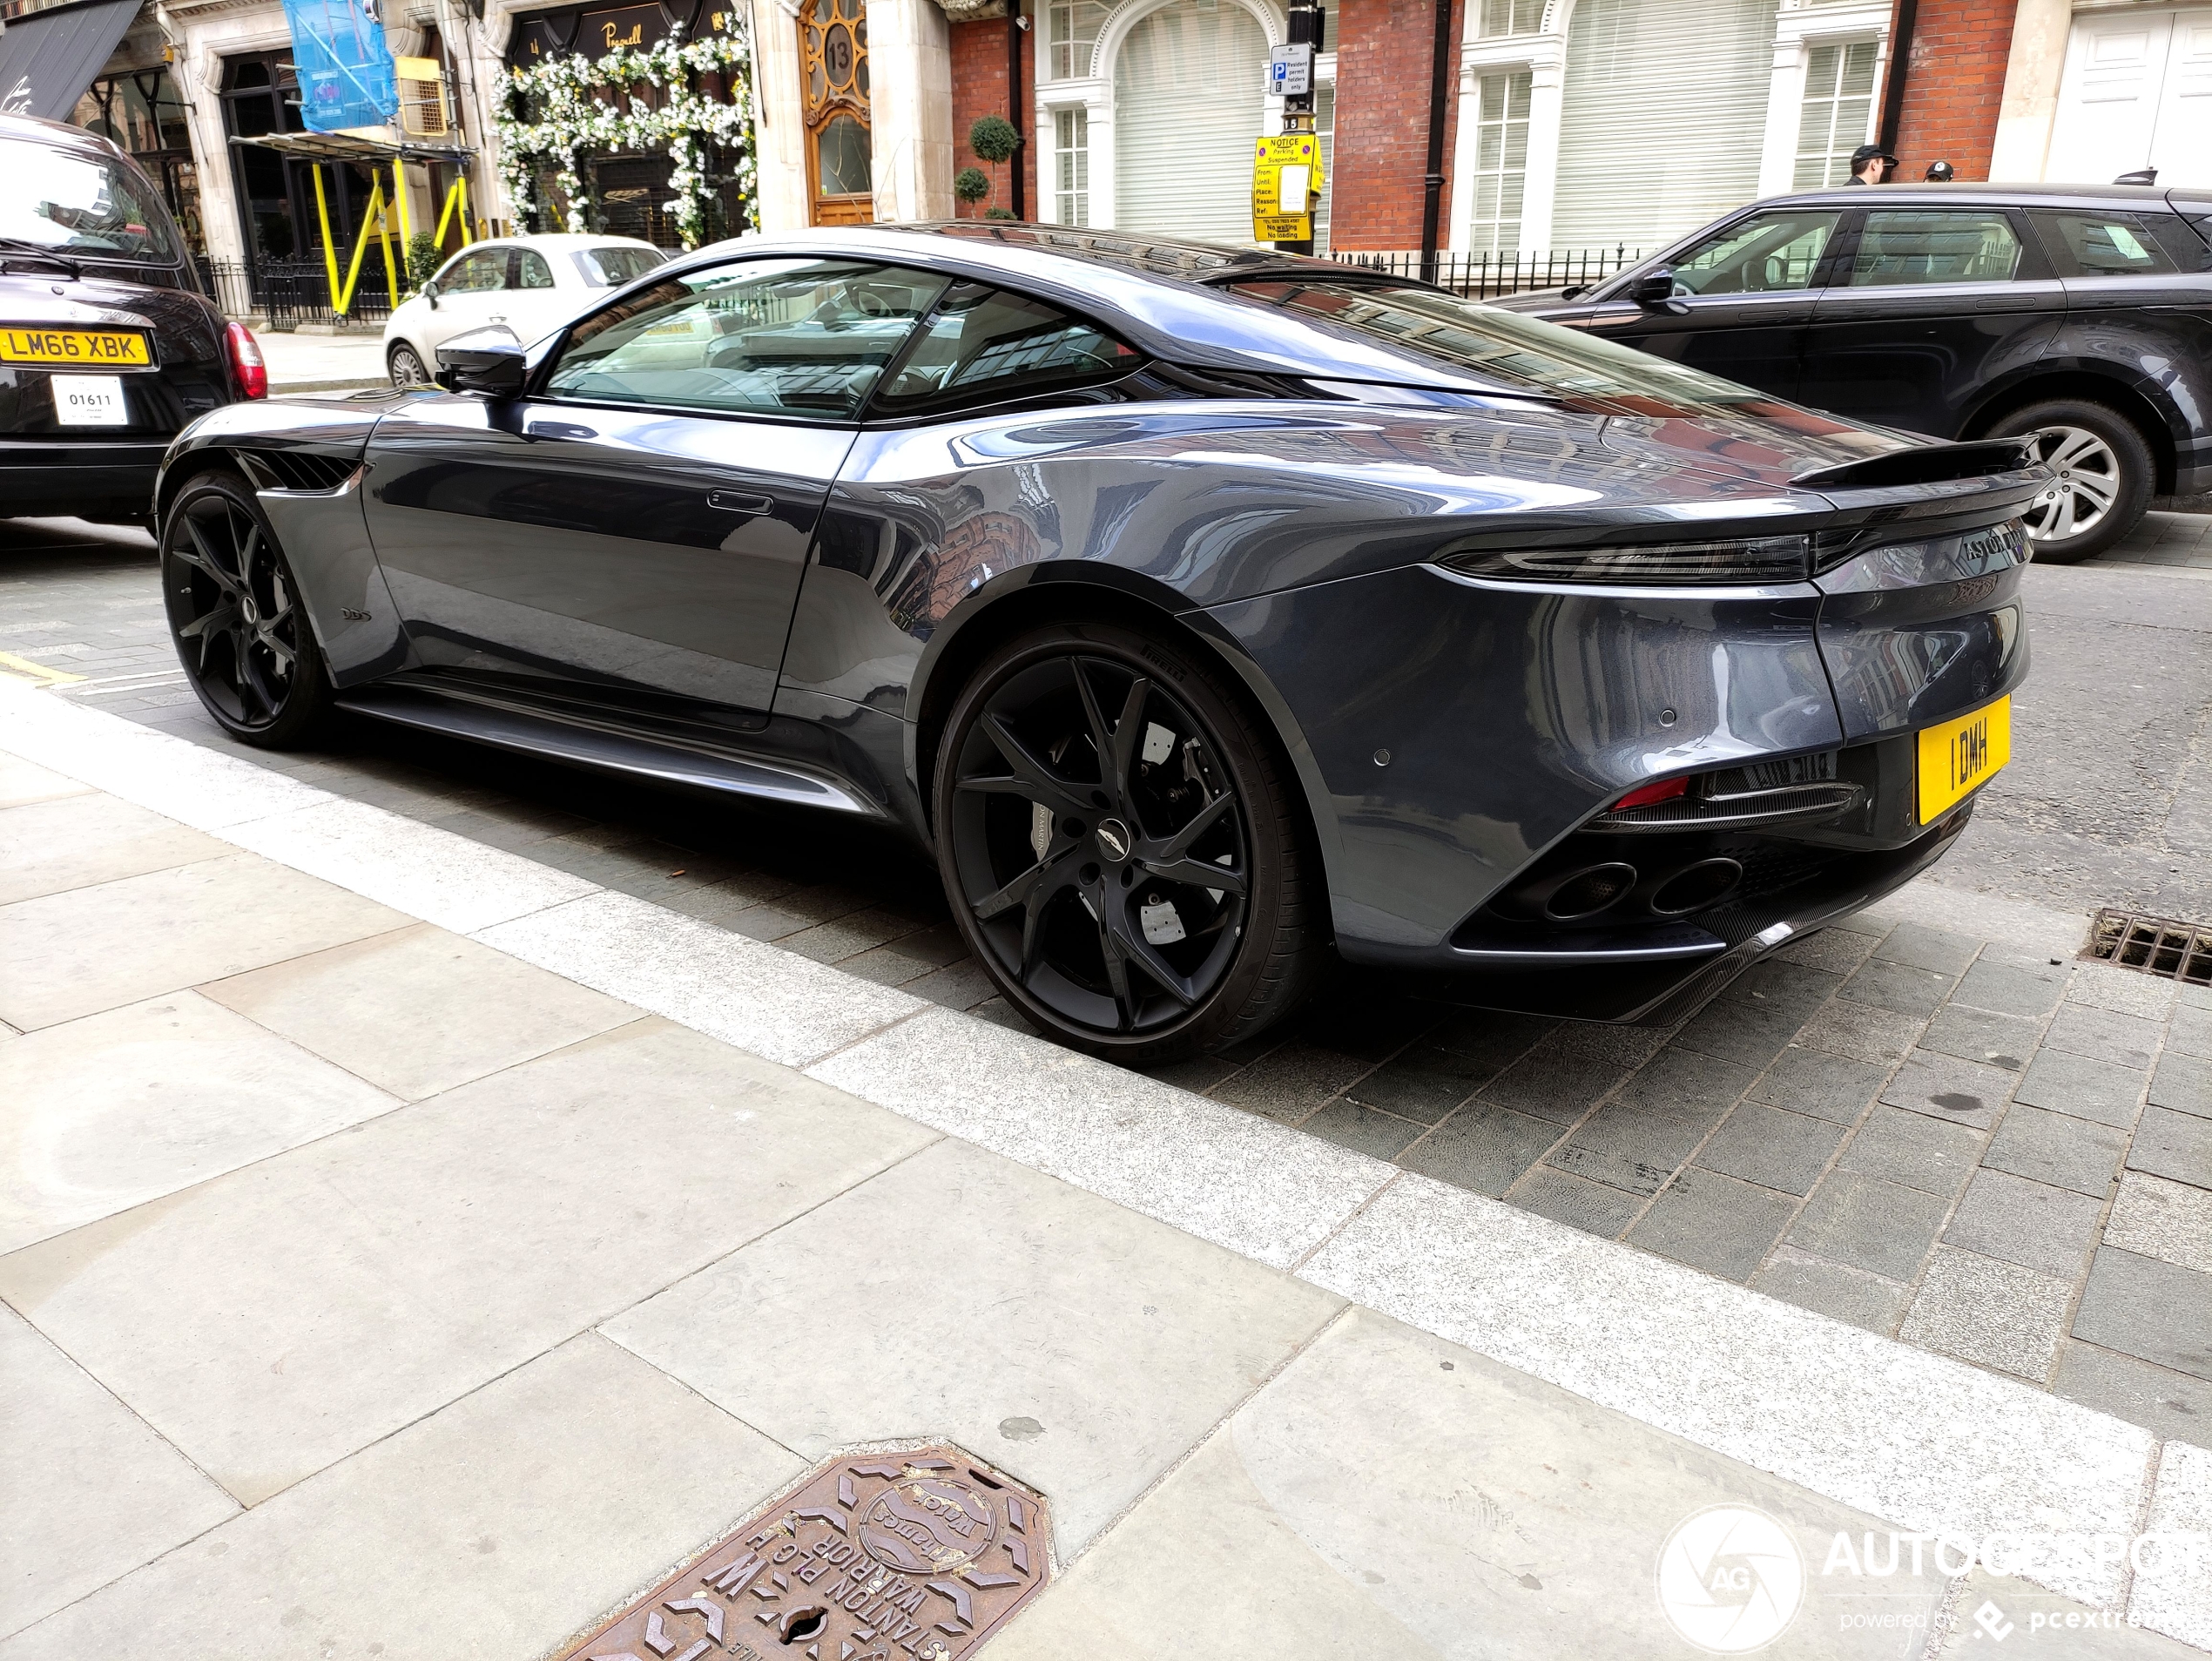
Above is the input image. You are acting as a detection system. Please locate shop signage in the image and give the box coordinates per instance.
[578,3,669,53]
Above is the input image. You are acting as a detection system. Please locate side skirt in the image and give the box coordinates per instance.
[335,682,885,818]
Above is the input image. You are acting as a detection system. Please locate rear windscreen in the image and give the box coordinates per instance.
[1224,277,1781,413]
[0,138,183,264]
[577,245,669,286]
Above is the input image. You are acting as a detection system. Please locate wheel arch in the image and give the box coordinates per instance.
[905,564,1345,901]
[1962,367,2179,496]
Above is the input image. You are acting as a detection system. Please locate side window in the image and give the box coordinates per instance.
[511,248,557,290]
[2144,211,2212,274]
[2030,210,2182,277]
[1847,211,2022,287]
[577,245,666,286]
[441,248,509,293]
[543,258,948,421]
[1666,211,1841,296]
[873,284,1136,415]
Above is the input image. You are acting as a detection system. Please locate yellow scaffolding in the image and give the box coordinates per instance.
[228,132,479,318]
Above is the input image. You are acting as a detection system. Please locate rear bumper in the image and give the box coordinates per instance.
[0,439,167,517]
[1349,807,1970,1023]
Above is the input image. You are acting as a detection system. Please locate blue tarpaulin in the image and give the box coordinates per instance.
[280,0,398,132]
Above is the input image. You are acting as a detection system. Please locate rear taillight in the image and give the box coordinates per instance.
[1612,776,1689,811]
[225,321,266,400]
[1436,535,1811,586]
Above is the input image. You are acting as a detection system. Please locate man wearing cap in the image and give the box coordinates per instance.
[1847,144,1896,185]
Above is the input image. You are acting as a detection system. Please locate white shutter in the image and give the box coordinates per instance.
[2152,9,2212,187]
[2047,12,2171,184]
[1113,0,1268,244]
[1551,0,1779,252]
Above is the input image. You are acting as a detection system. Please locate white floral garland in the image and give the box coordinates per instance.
[496,25,758,249]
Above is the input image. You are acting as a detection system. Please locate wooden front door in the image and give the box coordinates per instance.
[800,0,873,225]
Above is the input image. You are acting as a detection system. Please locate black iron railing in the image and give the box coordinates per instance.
[194,257,396,327]
[1332,246,1645,299]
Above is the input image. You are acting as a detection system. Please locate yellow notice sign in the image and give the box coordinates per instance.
[1252,133,1325,243]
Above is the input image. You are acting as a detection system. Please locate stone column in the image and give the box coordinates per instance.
[1988,0,2070,181]
[867,0,954,220]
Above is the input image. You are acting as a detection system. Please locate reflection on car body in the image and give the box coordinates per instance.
[155,223,2040,1062]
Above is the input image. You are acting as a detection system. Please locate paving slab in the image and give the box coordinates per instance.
[989,1308,1950,1660]
[2133,1107,2212,1188]
[475,888,922,1069]
[0,753,89,809]
[604,1135,1341,1556]
[0,853,409,1030]
[2072,1247,2212,1382]
[0,791,227,904]
[1898,1245,2073,1380]
[200,921,640,1101]
[1881,1048,2016,1130]
[1749,1246,1910,1336]
[0,989,401,1253]
[2136,1442,2212,1651]
[806,1003,1391,1271]
[2051,1342,2212,1450]
[0,1303,239,1640]
[1932,1568,2207,1657]
[2018,1047,2153,1129]
[2105,1172,2212,1274]
[1986,1103,2129,1198]
[0,1334,804,1661]
[0,1018,934,1503]
[1942,1168,2104,1280]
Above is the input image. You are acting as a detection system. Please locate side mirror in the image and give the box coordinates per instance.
[1631,267,1678,306]
[437,334,528,397]
[421,279,441,309]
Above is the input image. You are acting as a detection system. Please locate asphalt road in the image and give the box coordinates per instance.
[1931,557,2212,923]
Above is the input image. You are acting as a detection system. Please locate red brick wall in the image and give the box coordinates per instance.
[1327,0,1463,250]
[948,13,1040,219]
[1888,0,2018,182]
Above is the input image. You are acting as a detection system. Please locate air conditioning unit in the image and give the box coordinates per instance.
[395,56,451,138]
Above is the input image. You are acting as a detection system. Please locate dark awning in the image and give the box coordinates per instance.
[0,0,142,124]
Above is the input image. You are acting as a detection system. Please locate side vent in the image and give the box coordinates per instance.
[241,449,361,494]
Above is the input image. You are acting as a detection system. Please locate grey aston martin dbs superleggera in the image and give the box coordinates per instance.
[154,224,2036,1062]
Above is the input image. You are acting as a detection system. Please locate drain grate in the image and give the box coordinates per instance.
[2085,908,2212,985]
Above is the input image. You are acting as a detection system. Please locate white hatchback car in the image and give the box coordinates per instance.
[382,233,668,385]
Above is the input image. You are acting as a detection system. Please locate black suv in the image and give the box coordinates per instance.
[0,112,263,524]
[1494,184,2212,562]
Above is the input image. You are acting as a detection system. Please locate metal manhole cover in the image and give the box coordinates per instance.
[2085,908,2212,986]
[553,1444,1051,1661]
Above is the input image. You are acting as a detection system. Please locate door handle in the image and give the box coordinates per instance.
[526,420,596,440]
[708,490,773,515]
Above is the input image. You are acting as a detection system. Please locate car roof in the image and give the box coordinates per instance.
[465,233,664,250]
[650,223,1480,387]
[0,111,127,162]
[1759,182,2212,212]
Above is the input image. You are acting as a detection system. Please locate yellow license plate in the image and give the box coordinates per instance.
[0,327,151,368]
[1918,695,2011,824]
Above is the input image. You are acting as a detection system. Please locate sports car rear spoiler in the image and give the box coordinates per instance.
[1790,438,2036,491]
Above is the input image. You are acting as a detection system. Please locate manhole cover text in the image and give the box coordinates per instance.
[556,1444,1051,1661]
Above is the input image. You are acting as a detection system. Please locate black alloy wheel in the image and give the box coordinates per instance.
[935,622,1325,1062]
[388,341,430,386]
[161,469,334,746]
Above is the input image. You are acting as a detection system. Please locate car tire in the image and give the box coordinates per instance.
[1986,399,2154,564]
[934,619,1329,1063]
[388,341,431,386]
[160,469,335,749]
